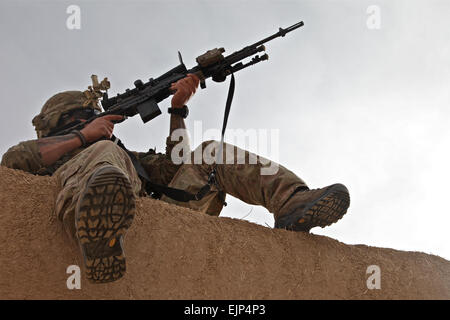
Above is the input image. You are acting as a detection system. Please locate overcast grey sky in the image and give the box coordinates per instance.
[1,0,449,260]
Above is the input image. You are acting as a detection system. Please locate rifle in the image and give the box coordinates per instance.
[47,21,304,137]
[46,21,304,202]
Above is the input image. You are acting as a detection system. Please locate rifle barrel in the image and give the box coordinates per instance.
[252,21,304,48]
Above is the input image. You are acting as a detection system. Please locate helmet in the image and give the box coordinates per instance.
[32,76,109,138]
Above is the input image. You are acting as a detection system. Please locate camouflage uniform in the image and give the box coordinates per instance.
[1,81,350,283]
[1,133,308,240]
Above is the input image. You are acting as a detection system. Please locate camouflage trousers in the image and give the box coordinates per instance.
[53,140,307,240]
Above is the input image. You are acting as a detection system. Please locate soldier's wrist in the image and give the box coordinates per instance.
[71,130,87,147]
[168,105,189,118]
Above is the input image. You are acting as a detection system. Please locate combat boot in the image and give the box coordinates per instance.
[275,183,350,232]
[75,165,136,283]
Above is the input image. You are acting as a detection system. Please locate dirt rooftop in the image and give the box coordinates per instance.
[0,166,449,299]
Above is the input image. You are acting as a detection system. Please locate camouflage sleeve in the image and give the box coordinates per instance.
[1,140,45,174]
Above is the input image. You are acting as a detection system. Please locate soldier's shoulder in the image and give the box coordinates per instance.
[1,140,44,174]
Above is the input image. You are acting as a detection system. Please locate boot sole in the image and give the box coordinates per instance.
[277,184,350,232]
[75,166,135,284]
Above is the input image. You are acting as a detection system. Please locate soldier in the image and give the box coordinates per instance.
[1,74,350,283]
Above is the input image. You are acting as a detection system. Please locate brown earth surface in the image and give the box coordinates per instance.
[0,166,449,299]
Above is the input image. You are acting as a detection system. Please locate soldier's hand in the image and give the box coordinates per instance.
[170,74,200,109]
[80,115,124,143]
